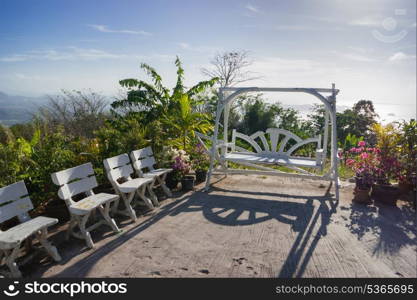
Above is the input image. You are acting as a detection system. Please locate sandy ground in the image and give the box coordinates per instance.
[20,175,416,278]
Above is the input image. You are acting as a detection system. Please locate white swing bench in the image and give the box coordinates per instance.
[201,85,340,199]
[197,128,325,179]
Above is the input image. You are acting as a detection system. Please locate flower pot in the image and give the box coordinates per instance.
[195,170,207,183]
[371,184,400,206]
[354,176,372,190]
[165,173,179,190]
[353,187,372,204]
[181,175,195,191]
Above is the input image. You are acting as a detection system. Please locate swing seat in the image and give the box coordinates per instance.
[224,151,322,168]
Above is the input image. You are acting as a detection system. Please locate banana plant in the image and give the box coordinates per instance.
[163,94,212,150]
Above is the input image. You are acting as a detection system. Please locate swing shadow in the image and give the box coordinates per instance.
[32,182,336,278]
[205,183,337,277]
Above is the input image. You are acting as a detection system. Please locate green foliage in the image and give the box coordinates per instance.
[338,133,364,153]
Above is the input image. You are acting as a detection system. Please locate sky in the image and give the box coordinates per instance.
[0,0,415,122]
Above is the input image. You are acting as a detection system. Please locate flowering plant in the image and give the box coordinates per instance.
[190,143,210,172]
[345,141,381,189]
[160,147,191,180]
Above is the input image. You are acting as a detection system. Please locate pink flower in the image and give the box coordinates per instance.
[346,159,355,166]
[360,152,369,159]
[358,141,366,147]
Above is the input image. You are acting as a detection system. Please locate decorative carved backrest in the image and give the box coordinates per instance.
[231,128,321,158]
[0,181,33,225]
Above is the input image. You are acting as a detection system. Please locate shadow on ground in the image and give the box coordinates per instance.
[342,200,416,256]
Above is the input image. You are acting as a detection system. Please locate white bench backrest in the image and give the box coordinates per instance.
[103,153,134,183]
[231,128,321,157]
[0,181,33,223]
[130,147,156,175]
[51,163,98,200]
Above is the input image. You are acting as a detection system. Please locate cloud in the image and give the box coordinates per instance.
[388,52,416,62]
[245,3,260,14]
[348,17,381,27]
[0,47,127,62]
[88,24,152,36]
[342,53,376,62]
[177,42,220,53]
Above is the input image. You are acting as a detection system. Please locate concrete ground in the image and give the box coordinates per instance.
[23,175,416,278]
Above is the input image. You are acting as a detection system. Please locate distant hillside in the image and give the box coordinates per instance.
[0,91,48,126]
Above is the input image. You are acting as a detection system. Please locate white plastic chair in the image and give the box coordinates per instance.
[51,162,120,249]
[130,147,173,198]
[0,181,61,277]
[103,153,157,222]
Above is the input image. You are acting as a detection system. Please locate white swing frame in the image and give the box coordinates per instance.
[204,84,340,199]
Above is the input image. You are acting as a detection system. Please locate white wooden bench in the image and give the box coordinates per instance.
[103,153,156,222]
[51,163,120,249]
[0,181,61,277]
[130,147,173,198]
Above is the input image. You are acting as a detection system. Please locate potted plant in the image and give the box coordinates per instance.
[191,143,210,183]
[345,141,379,204]
[160,147,182,190]
[397,120,417,195]
[170,149,194,191]
[370,123,401,206]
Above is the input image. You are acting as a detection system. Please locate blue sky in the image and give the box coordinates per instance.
[0,0,415,121]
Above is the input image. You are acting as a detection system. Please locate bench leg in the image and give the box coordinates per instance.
[158,174,172,197]
[98,203,120,233]
[79,213,94,249]
[137,185,154,209]
[66,216,77,240]
[5,246,22,278]
[122,192,137,222]
[147,180,159,207]
[37,228,61,262]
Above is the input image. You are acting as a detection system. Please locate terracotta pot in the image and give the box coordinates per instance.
[195,170,207,183]
[353,187,372,204]
[371,184,400,206]
[181,175,195,191]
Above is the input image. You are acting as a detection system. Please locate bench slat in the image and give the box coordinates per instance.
[0,181,28,205]
[58,176,98,200]
[103,153,131,170]
[0,196,33,223]
[51,163,95,186]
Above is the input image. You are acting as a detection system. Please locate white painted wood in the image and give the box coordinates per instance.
[103,153,131,170]
[0,181,61,278]
[52,163,120,248]
[57,176,98,200]
[0,197,33,223]
[130,147,173,198]
[104,154,156,222]
[204,84,339,199]
[51,162,95,186]
[0,181,28,204]
[0,216,57,249]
